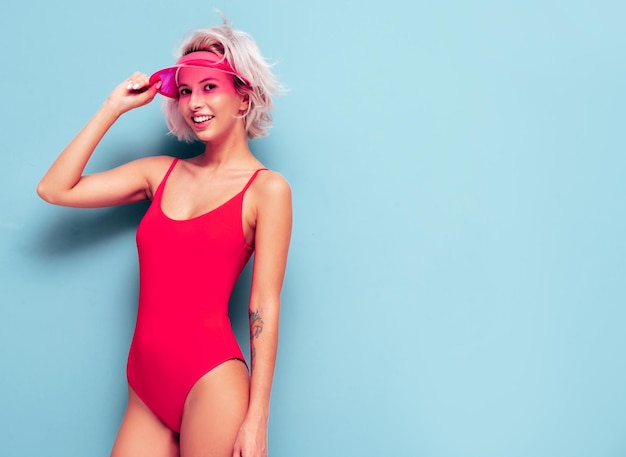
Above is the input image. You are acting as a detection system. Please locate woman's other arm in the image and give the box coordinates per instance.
[233,172,292,457]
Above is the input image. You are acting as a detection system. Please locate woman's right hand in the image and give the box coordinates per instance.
[37,72,164,207]
[105,72,162,116]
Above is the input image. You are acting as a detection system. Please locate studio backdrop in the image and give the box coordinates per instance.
[1,1,625,456]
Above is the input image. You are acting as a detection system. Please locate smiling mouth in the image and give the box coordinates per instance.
[192,115,215,123]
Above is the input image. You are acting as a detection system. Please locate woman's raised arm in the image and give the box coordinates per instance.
[37,72,162,208]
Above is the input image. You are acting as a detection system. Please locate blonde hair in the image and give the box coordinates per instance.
[163,20,283,141]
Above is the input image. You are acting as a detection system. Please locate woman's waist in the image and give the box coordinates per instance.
[130,316,236,348]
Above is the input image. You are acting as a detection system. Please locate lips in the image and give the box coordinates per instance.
[192,115,215,124]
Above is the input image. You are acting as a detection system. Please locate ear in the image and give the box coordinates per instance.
[239,94,250,114]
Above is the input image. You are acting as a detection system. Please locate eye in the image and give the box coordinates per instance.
[178,87,191,96]
[204,83,218,91]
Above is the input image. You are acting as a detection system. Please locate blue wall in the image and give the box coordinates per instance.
[2,1,625,456]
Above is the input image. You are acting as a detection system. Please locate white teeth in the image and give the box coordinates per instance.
[193,115,214,123]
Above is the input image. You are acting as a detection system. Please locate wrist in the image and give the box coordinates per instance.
[245,407,269,424]
[101,97,125,119]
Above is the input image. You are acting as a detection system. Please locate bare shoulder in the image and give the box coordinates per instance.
[127,155,177,188]
[254,170,292,200]
[251,170,292,251]
[102,155,176,200]
[132,155,176,177]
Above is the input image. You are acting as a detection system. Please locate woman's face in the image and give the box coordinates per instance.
[176,67,248,143]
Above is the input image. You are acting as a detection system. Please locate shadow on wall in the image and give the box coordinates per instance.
[34,201,151,256]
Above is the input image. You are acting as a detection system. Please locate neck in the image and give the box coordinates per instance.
[196,132,252,168]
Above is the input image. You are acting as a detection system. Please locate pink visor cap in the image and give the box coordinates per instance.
[149,51,250,99]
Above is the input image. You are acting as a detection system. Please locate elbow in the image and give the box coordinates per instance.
[36,181,50,202]
[36,181,60,205]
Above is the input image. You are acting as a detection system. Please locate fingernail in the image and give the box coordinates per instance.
[132,83,140,90]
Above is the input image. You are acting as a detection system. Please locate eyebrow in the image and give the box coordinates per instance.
[178,77,220,87]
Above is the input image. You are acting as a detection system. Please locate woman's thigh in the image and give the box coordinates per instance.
[110,387,179,457]
[179,359,249,457]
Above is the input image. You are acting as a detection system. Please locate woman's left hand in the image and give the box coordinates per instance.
[232,418,268,457]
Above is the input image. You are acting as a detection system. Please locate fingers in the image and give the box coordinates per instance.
[107,71,163,115]
[125,71,152,92]
[119,71,162,108]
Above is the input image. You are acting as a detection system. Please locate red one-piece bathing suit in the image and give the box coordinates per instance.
[128,158,266,433]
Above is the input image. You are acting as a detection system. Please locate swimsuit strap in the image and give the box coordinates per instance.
[241,168,268,194]
[162,157,180,182]
[153,157,180,200]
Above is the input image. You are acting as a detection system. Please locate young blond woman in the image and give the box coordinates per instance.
[38,21,291,457]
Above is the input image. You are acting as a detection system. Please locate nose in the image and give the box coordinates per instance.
[188,90,204,110]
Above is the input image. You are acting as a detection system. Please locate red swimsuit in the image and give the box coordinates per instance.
[128,158,265,432]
